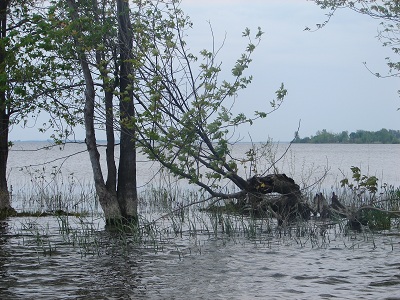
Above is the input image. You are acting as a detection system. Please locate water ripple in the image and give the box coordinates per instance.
[1,217,400,299]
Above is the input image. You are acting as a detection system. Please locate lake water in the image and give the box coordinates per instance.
[1,142,400,299]
[7,142,400,198]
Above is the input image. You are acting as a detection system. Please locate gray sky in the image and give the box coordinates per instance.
[10,0,399,142]
[179,0,399,142]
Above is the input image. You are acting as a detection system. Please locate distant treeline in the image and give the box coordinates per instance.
[294,129,400,144]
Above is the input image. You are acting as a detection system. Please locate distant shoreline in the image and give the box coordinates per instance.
[294,128,400,144]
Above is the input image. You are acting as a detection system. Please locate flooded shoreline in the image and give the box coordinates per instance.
[1,142,400,299]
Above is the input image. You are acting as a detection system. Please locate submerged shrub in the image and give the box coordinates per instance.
[360,210,392,231]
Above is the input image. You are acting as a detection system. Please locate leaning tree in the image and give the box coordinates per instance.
[46,0,310,225]
[120,1,311,223]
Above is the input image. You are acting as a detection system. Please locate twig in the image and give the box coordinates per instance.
[143,194,216,227]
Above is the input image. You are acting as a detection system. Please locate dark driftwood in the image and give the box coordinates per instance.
[247,174,301,196]
[312,193,329,218]
[236,174,312,224]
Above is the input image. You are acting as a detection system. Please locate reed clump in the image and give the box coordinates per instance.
[11,166,99,215]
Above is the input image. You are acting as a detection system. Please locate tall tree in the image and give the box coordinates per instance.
[51,0,175,223]
[130,6,287,199]
[0,0,11,213]
[54,0,134,223]
[116,0,137,221]
[0,0,78,215]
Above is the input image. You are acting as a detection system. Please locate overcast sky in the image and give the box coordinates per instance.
[10,0,399,142]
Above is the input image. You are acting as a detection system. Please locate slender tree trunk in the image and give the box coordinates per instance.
[0,111,10,211]
[0,1,14,213]
[81,56,121,221]
[116,0,137,221]
[95,1,117,201]
[66,0,122,222]
[104,89,117,195]
[66,0,137,223]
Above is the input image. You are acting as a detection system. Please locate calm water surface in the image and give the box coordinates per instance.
[1,142,399,299]
[7,142,400,194]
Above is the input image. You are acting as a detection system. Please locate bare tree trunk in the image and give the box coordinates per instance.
[104,89,117,196]
[0,1,15,214]
[116,0,137,221]
[95,1,118,205]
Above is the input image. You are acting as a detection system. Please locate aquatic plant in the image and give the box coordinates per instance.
[336,167,400,231]
[340,166,379,205]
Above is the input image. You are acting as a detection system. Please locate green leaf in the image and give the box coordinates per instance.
[242,27,250,37]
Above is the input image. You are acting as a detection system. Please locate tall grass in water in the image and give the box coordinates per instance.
[11,166,99,215]
[10,162,400,258]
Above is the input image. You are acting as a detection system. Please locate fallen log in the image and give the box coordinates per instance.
[235,174,312,224]
[208,175,400,230]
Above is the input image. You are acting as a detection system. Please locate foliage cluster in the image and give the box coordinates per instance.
[340,166,379,203]
[3,2,80,134]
